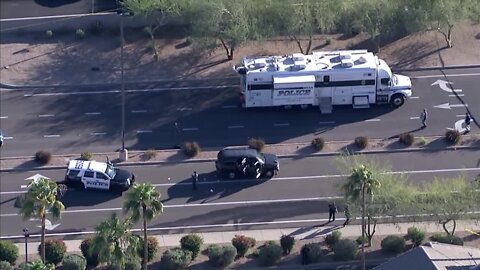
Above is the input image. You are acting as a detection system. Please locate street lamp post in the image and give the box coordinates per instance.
[118,12,128,161]
[22,228,29,264]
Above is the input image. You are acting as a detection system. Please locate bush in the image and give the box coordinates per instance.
[143,149,156,161]
[137,236,159,262]
[206,244,236,267]
[258,242,282,266]
[325,38,332,45]
[76,29,85,39]
[356,235,368,245]
[248,138,265,152]
[62,254,86,270]
[80,238,99,267]
[34,150,52,165]
[311,137,325,151]
[406,227,425,247]
[333,239,358,261]
[182,142,201,157]
[0,241,18,265]
[38,239,66,265]
[45,30,53,39]
[280,235,295,255]
[124,256,142,270]
[231,235,255,257]
[430,233,464,246]
[301,243,323,264]
[418,136,428,146]
[325,231,342,250]
[0,261,13,270]
[180,234,203,259]
[80,152,92,161]
[445,129,461,145]
[159,248,192,270]
[354,136,368,149]
[381,235,405,254]
[399,133,415,146]
[19,260,54,270]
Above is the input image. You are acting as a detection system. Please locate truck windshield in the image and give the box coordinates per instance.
[105,164,116,179]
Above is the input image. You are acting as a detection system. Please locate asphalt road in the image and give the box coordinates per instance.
[1,150,479,239]
[0,68,478,157]
[0,0,119,19]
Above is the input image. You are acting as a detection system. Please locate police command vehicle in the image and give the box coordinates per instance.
[65,159,135,192]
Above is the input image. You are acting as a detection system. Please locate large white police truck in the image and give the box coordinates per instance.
[233,50,412,113]
[65,159,135,192]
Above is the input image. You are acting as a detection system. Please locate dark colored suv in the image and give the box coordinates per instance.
[215,148,279,179]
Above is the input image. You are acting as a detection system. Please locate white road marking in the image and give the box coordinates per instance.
[222,105,238,109]
[182,128,199,131]
[131,110,147,113]
[90,132,107,136]
[84,112,101,116]
[273,123,289,127]
[20,185,27,189]
[434,103,468,109]
[43,134,60,138]
[457,114,465,118]
[430,80,463,93]
[318,121,335,125]
[136,130,152,134]
[410,96,420,99]
[365,119,381,122]
[410,117,420,120]
[3,136,13,140]
[412,73,480,79]
[228,125,244,129]
[449,94,465,97]
[0,116,8,119]
[176,108,192,111]
[38,114,54,117]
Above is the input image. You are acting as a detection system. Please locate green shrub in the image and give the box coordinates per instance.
[137,236,159,262]
[418,136,428,146]
[182,142,201,157]
[62,254,86,270]
[258,242,282,266]
[0,241,18,265]
[180,234,203,259]
[45,30,53,39]
[38,239,66,265]
[24,260,55,270]
[356,235,368,245]
[301,243,323,264]
[430,233,464,246]
[311,137,325,151]
[248,138,265,152]
[231,235,255,257]
[280,235,295,255]
[80,238,99,267]
[80,152,92,161]
[325,231,342,250]
[34,150,52,165]
[445,129,461,145]
[399,133,415,146]
[143,149,156,161]
[206,244,237,267]
[333,239,358,261]
[0,261,13,270]
[325,38,332,45]
[159,248,192,270]
[124,256,142,270]
[76,29,85,39]
[354,136,368,149]
[381,235,405,254]
[406,227,425,247]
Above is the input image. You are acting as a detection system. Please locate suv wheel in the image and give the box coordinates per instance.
[228,172,236,179]
[265,170,274,178]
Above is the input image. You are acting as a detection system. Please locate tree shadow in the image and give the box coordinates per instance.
[303,225,343,240]
[34,0,81,8]
[13,160,44,171]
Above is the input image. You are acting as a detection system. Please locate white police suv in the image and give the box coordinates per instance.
[65,159,135,192]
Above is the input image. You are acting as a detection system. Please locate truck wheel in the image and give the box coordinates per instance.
[390,94,405,107]
[228,172,236,179]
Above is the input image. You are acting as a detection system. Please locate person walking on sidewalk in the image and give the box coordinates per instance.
[465,112,472,132]
[343,205,351,227]
[328,202,338,222]
[421,108,428,128]
[192,171,198,191]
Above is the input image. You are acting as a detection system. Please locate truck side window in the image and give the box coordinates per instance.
[381,78,390,86]
[84,171,94,178]
[68,170,80,177]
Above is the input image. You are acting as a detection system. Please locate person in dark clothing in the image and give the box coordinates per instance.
[465,113,472,132]
[421,108,428,128]
[328,202,338,222]
[301,245,310,265]
[343,205,351,227]
[192,171,198,191]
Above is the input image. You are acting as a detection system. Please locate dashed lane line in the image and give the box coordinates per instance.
[131,110,147,113]
[136,130,153,134]
[0,116,8,119]
[43,134,60,138]
[410,96,420,99]
[176,108,192,111]
[364,119,381,122]
[273,123,289,127]
[84,112,101,116]
[228,125,244,129]
[3,137,13,140]
[182,128,199,131]
[449,94,465,97]
[90,132,107,136]
[410,117,420,120]
[38,114,54,117]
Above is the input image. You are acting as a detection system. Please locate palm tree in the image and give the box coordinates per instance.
[124,183,164,270]
[18,177,65,263]
[342,164,380,270]
[92,213,140,268]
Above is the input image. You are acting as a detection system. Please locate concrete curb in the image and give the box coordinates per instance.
[393,64,480,72]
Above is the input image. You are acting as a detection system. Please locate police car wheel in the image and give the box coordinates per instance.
[265,170,274,178]
[390,94,404,107]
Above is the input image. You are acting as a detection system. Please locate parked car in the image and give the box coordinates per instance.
[215,148,279,179]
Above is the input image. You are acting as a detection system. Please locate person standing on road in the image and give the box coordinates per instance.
[328,202,338,222]
[343,205,351,227]
[465,113,472,132]
[192,171,199,191]
[421,108,428,128]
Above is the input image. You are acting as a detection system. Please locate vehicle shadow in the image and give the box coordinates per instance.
[60,188,121,208]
